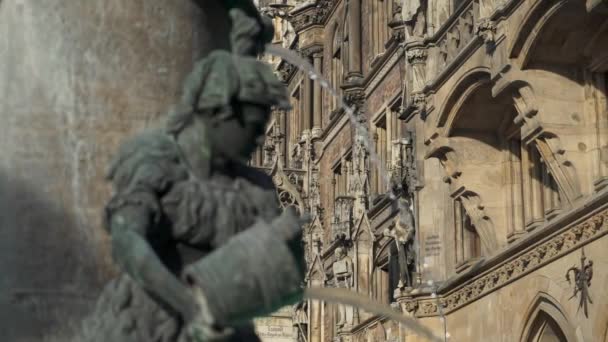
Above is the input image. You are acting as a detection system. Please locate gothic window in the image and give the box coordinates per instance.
[369,0,392,61]
[525,312,569,342]
[454,198,481,269]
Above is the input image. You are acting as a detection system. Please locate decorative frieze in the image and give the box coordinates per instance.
[475,19,496,45]
[401,207,608,317]
[406,48,428,65]
[343,89,366,115]
[288,0,336,33]
[277,60,297,83]
[435,2,476,68]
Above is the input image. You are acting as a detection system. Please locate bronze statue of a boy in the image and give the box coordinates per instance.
[80,4,305,342]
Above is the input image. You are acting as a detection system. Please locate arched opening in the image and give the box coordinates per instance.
[525,311,569,342]
[512,0,608,74]
[520,294,576,342]
[510,0,608,193]
[442,75,520,257]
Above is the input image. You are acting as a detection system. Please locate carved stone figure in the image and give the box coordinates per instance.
[332,247,354,330]
[384,198,416,290]
[79,4,306,342]
[292,300,308,342]
[402,0,427,40]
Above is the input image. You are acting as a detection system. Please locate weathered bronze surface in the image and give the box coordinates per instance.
[78,2,305,341]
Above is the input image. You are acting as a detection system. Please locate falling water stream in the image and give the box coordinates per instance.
[266,45,449,341]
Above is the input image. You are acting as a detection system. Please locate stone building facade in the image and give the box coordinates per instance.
[253,0,608,341]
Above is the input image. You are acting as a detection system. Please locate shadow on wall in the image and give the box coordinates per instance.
[0,168,109,342]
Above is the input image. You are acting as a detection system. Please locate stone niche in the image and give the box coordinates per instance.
[0,1,229,341]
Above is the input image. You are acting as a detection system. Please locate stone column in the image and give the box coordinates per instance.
[348,0,363,80]
[526,146,545,231]
[507,139,525,243]
[303,55,313,139]
[402,44,428,119]
[312,51,324,138]
[0,1,222,341]
[588,72,608,191]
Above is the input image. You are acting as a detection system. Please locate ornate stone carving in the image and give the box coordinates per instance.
[435,3,476,68]
[566,248,594,318]
[277,60,297,83]
[288,0,336,32]
[475,19,496,45]
[343,89,366,112]
[383,198,416,290]
[404,208,607,317]
[292,300,309,342]
[309,168,324,220]
[333,247,355,330]
[406,48,428,64]
[332,196,355,241]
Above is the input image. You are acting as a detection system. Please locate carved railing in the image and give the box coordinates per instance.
[255,165,307,212]
[433,0,478,72]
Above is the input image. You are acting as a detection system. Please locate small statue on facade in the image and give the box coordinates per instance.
[402,0,427,40]
[332,247,354,330]
[79,3,306,342]
[384,198,416,291]
[292,300,308,342]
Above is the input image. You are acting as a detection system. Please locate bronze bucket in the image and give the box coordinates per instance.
[182,219,305,324]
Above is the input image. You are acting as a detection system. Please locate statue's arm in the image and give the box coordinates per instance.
[109,204,199,321]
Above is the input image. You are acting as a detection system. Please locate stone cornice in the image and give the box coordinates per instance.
[363,45,404,97]
[400,190,608,317]
[300,44,324,57]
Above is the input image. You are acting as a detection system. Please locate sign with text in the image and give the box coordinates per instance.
[424,234,442,257]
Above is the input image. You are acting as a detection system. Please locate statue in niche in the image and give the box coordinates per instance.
[384,198,416,291]
[292,300,308,342]
[79,4,307,342]
[332,247,354,330]
[402,0,427,40]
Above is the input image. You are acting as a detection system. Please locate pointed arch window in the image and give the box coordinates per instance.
[526,311,569,342]
[521,294,576,342]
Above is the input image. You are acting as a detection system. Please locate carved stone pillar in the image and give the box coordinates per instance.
[507,139,526,243]
[406,46,428,93]
[402,44,428,119]
[313,51,324,138]
[347,0,363,80]
[526,146,545,231]
[587,71,608,191]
